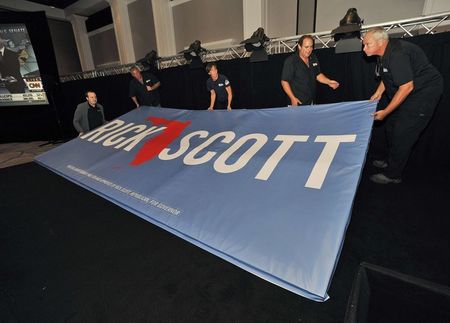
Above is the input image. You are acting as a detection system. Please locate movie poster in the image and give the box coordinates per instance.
[0,23,48,106]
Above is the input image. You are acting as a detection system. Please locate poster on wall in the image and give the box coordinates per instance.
[0,23,48,106]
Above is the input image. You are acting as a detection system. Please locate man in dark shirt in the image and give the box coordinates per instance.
[129,66,161,108]
[363,27,443,184]
[206,62,232,111]
[0,36,26,94]
[281,35,339,106]
[73,90,106,136]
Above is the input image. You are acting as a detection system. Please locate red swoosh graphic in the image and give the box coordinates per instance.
[130,117,191,166]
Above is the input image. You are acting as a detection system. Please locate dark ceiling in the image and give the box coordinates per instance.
[25,0,80,9]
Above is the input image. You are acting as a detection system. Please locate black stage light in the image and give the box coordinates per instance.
[136,50,160,73]
[331,8,363,54]
[179,40,207,69]
[241,27,270,63]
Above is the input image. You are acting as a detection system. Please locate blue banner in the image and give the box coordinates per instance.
[35,101,376,301]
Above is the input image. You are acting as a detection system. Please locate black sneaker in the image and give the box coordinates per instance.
[370,173,402,184]
[372,160,388,169]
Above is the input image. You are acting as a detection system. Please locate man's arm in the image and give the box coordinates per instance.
[316,73,339,90]
[98,104,107,124]
[131,96,140,108]
[151,81,161,91]
[146,81,161,92]
[226,86,232,110]
[208,90,216,111]
[370,81,386,101]
[73,105,84,135]
[373,81,414,121]
[281,80,301,106]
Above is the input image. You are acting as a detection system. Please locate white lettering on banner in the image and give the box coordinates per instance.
[184,131,235,165]
[255,135,309,181]
[81,119,166,151]
[165,132,356,189]
[159,131,209,160]
[79,119,357,189]
[93,123,136,143]
[305,135,357,189]
[103,125,147,146]
[114,126,166,151]
[66,165,181,216]
[214,134,267,173]
[81,120,125,141]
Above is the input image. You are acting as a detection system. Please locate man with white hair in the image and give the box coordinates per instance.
[363,27,443,184]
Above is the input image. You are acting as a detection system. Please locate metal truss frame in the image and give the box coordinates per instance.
[60,12,450,82]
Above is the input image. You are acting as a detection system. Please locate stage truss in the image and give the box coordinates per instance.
[60,12,450,82]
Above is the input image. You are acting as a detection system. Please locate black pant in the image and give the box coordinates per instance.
[384,87,442,178]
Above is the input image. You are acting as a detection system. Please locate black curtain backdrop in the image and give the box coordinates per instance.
[2,30,449,170]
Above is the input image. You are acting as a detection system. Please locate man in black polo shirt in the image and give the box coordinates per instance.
[363,27,443,184]
[129,66,161,108]
[73,90,106,136]
[281,35,339,106]
[0,36,26,94]
[206,62,232,111]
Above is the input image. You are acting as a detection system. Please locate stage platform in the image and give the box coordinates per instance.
[1,161,448,322]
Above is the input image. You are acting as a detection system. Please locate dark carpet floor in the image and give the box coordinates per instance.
[1,160,449,322]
